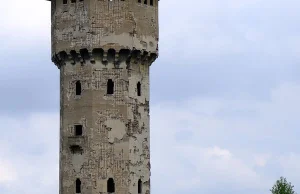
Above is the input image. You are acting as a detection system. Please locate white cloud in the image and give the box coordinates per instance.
[254,154,271,167]
[0,0,51,47]
[0,113,59,194]
[0,158,17,182]
[150,82,300,193]
[278,153,300,189]
[0,0,50,32]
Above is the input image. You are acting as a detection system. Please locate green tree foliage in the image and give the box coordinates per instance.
[271,177,297,194]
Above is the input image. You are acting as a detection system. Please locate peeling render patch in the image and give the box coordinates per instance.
[106,119,127,143]
[50,0,159,194]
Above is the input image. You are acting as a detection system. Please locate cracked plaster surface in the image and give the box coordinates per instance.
[59,57,153,194]
[51,0,159,55]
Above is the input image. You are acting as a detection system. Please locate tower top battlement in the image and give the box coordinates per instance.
[48,0,159,64]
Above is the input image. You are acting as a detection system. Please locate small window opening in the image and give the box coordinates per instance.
[144,0,147,4]
[76,179,81,193]
[71,0,76,3]
[138,179,142,194]
[107,79,114,95]
[76,81,82,95]
[70,145,83,154]
[63,0,68,4]
[150,0,153,5]
[75,125,83,136]
[137,82,141,96]
[138,0,141,2]
[107,178,115,193]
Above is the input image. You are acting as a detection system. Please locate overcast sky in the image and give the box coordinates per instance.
[1,0,300,193]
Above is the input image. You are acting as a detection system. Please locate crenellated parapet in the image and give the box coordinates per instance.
[51,0,159,57]
[52,48,158,69]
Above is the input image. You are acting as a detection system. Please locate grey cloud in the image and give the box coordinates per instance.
[150,0,300,102]
[0,50,59,114]
[1,0,300,112]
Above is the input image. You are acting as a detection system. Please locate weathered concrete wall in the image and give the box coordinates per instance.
[51,0,159,194]
[59,57,151,194]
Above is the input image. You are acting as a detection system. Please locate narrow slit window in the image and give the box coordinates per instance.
[107,79,114,94]
[137,82,141,96]
[76,179,81,193]
[75,125,83,136]
[76,81,82,95]
[63,0,68,4]
[107,178,115,193]
[144,0,147,4]
[138,179,142,194]
[150,0,153,5]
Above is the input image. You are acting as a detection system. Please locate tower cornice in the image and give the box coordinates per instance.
[52,48,158,69]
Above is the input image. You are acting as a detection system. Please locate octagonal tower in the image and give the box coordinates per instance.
[47,0,159,194]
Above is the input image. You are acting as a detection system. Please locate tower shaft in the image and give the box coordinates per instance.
[49,0,159,194]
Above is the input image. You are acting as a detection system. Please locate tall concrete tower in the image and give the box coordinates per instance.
[47,0,159,193]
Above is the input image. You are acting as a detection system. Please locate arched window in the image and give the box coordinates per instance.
[76,81,82,95]
[107,178,115,193]
[137,82,141,96]
[76,179,81,193]
[107,79,114,95]
[138,179,142,193]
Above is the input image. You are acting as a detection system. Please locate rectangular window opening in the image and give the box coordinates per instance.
[137,82,141,96]
[107,79,114,95]
[150,0,153,6]
[63,0,68,4]
[76,179,81,193]
[76,81,82,96]
[138,179,142,193]
[107,178,115,193]
[75,125,83,136]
